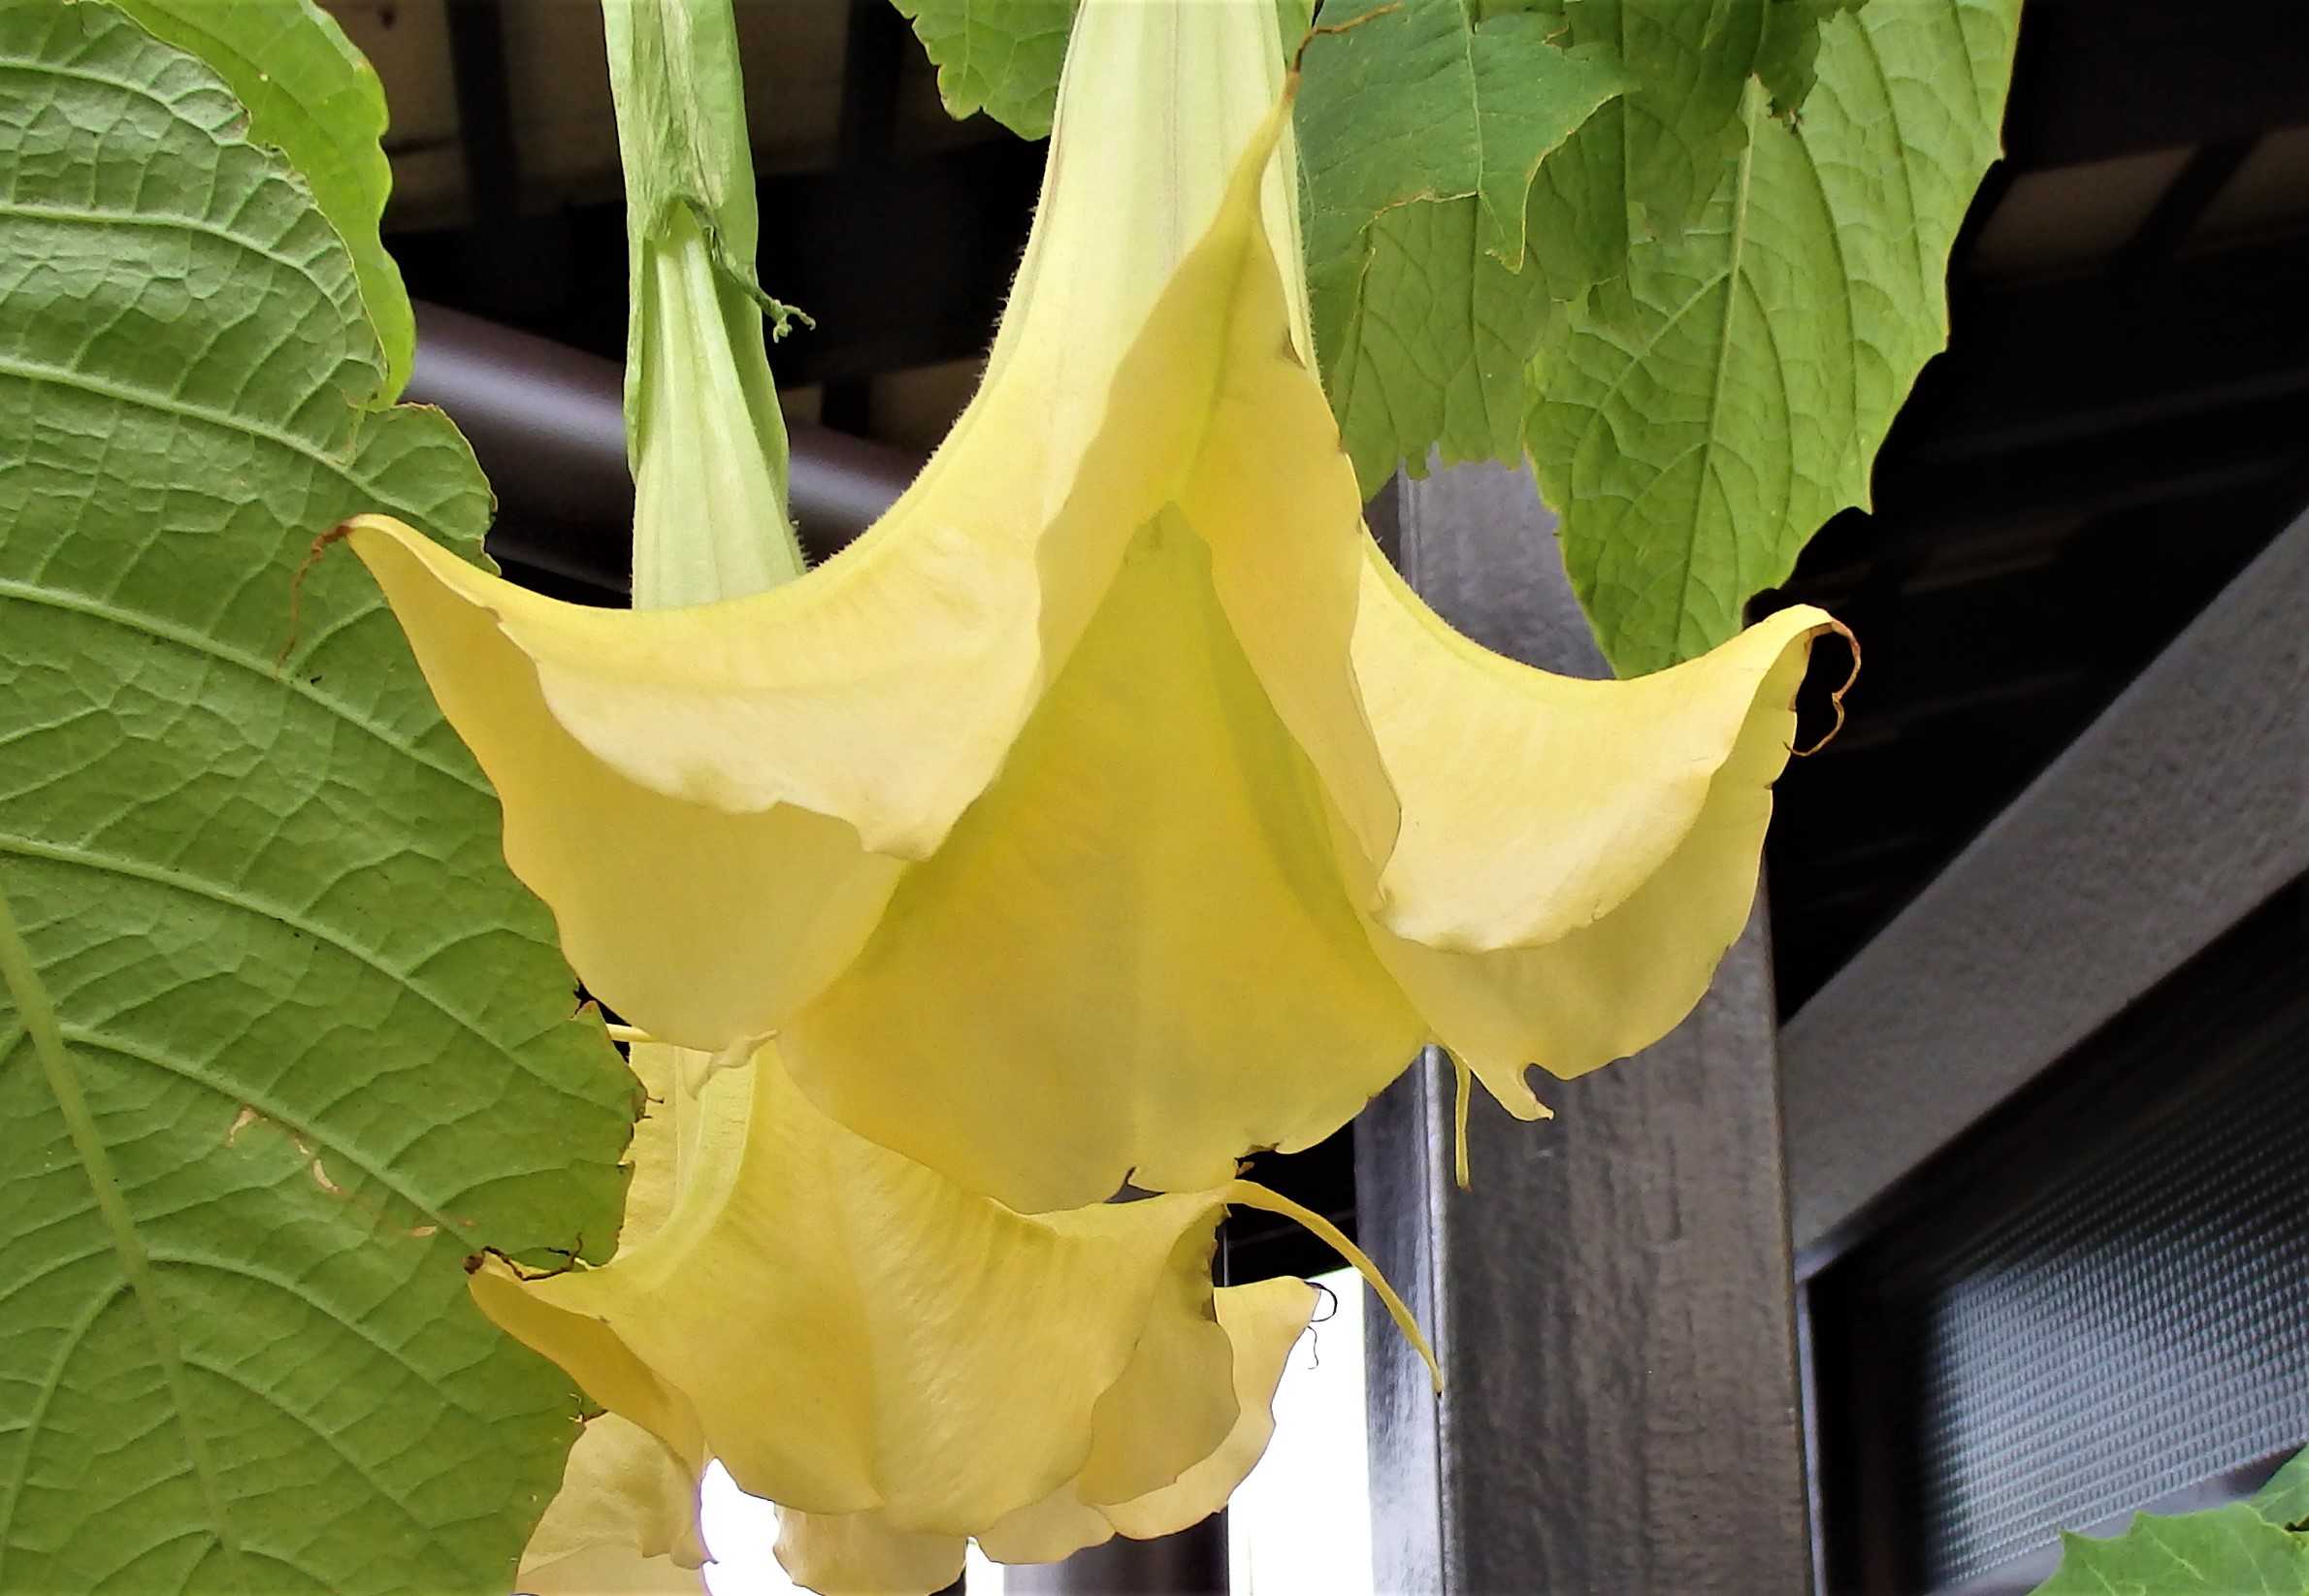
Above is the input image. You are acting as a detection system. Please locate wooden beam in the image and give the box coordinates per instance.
[2001,1,2309,172]
[1782,507,2309,1265]
[1918,236,2309,463]
[1356,462,1811,1594]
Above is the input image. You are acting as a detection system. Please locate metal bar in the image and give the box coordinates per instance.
[1782,506,2309,1266]
[1357,461,1812,1594]
[390,139,1045,389]
[405,302,923,594]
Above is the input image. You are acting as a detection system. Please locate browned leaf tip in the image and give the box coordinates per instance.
[468,1242,585,1282]
[278,521,358,671]
[1293,0,1402,76]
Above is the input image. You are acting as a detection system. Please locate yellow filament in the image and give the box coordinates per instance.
[1221,1179,1441,1392]
[1450,1050,1473,1191]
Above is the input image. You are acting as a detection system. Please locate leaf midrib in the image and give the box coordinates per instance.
[1670,87,1763,664]
[0,880,245,1592]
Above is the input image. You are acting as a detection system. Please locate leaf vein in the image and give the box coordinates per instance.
[0,837,579,1111]
[0,579,493,797]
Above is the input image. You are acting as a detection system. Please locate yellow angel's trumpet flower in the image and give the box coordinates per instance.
[344,0,1840,1215]
[479,1043,1382,1594]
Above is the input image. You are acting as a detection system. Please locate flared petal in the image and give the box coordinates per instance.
[510,1050,707,1593]
[516,1414,706,1596]
[771,1511,964,1596]
[499,1052,1350,1596]
[1342,551,1841,1109]
[967,1484,1110,1569]
[469,1047,1240,1534]
[341,525,909,1054]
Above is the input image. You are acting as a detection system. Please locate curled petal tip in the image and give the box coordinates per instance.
[1792,617,1862,758]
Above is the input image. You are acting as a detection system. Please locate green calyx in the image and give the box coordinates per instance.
[606,0,810,608]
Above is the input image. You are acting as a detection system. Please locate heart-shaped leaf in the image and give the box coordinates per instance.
[0,6,633,1591]
[1529,0,2022,674]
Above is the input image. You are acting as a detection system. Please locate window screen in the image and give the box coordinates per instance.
[1810,882,2309,1590]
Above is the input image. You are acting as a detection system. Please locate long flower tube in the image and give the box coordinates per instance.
[345,0,1840,1221]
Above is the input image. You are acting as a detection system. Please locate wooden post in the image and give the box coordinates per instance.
[1356,462,1813,1594]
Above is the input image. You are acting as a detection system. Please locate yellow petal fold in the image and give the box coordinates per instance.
[1098,1276,1316,1541]
[350,0,1845,1215]
[771,1510,964,1596]
[512,1050,706,1595]
[516,1414,706,1596]
[762,1274,1317,1596]
[778,81,1427,1211]
[776,497,1426,1208]
[978,1275,1318,1562]
[471,1047,1243,1534]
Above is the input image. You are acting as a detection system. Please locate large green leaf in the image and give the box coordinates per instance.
[2257,1449,2309,1533]
[1513,0,1861,259]
[2029,1447,2309,1593]
[110,0,414,401]
[1528,0,2021,675]
[1304,0,1865,495]
[0,6,633,1592]
[889,0,1074,139]
[1298,0,1627,493]
[2033,1505,2309,1595]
